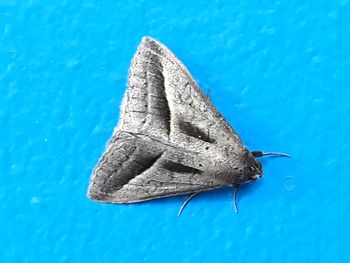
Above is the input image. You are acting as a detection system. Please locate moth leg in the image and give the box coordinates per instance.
[177,192,199,217]
[233,186,239,214]
[251,151,290,158]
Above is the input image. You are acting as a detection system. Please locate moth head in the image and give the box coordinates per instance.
[251,160,263,180]
[240,150,263,183]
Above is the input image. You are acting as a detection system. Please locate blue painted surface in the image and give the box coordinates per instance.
[1,1,350,262]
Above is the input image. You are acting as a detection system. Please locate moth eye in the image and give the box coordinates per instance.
[205,146,209,150]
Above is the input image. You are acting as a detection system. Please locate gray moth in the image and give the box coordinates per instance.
[87,36,288,215]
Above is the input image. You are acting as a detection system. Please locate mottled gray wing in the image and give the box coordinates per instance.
[88,131,226,203]
[119,37,244,151]
[139,37,243,149]
[118,37,171,141]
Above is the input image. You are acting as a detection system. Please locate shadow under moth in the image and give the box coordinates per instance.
[87,37,289,216]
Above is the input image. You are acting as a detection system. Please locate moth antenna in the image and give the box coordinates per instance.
[251,151,290,158]
[177,192,198,217]
[233,186,239,214]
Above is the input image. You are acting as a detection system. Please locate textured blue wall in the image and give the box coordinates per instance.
[1,1,350,262]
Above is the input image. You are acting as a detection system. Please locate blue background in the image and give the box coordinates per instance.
[1,1,350,262]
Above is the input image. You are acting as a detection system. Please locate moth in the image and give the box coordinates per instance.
[87,37,289,215]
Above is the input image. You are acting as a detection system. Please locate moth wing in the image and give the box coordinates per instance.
[88,131,225,203]
[137,37,244,151]
[118,38,171,141]
[119,37,244,152]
